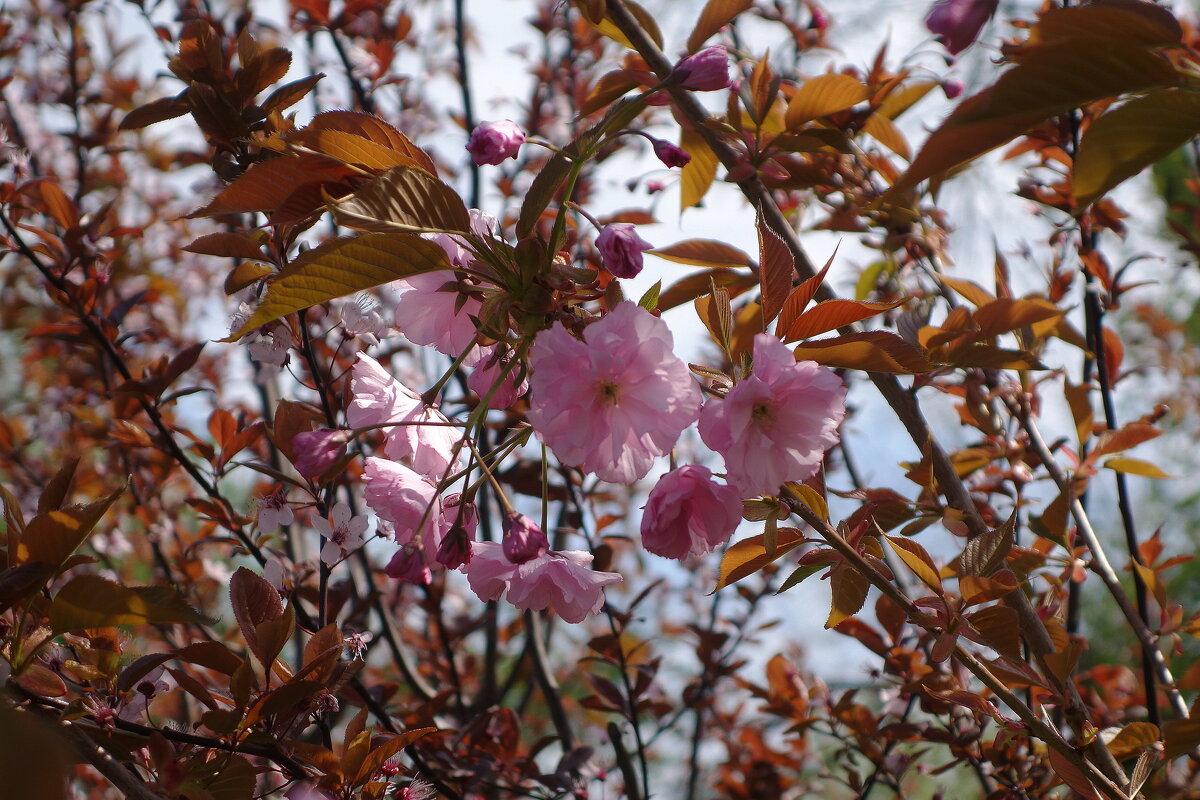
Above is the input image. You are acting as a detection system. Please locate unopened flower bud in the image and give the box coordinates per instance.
[386,544,432,584]
[502,512,548,564]
[651,139,691,168]
[673,46,732,91]
[942,78,965,99]
[466,120,525,166]
[596,223,653,279]
[925,0,999,55]
[292,429,351,481]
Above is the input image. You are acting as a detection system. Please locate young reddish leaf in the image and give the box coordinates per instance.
[185,231,267,260]
[1064,381,1094,448]
[225,233,450,341]
[49,574,213,633]
[1163,718,1200,759]
[1092,420,1161,458]
[351,729,437,787]
[713,528,806,591]
[1074,89,1200,207]
[965,605,1021,659]
[13,663,67,698]
[792,331,933,374]
[658,269,758,311]
[681,128,719,211]
[971,298,1062,338]
[1102,326,1124,384]
[785,482,828,522]
[208,409,236,450]
[237,46,292,98]
[191,155,351,217]
[728,300,764,360]
[954,512,1015,577]
[884,535,942,593]
[37,458,79,515]
[825,565,870,629]
[581,69,648,116]
[650,239,754,269]
[785,74,870,129]
[757,213,794,325]
[887,39,1180,199]
[119,92,191,130]
[687,0,753,52]
[783,297,907,342]
[330,165,471,233]
[229,567,283,667]
[939,343,1045,370]
[1103,456,1172,479]
[1046,747,1099,800]
[261,73,324,115]
[776,245,837,335]
[175,642,244,676]
[39,181,78,230]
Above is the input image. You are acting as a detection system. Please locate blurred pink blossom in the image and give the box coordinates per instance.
[640,466,742,560]
[699,334,845,497]
[674,45,732,91]
[466,119,525,166]
[925,0,998,55]
[528,302,700,484]
[394,271,483,364]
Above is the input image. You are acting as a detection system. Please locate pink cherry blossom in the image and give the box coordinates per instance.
[394,271,483,363]
[362,457,446,549]
[527,301,701,484]
[468,345,528,409]
[314,502,370,566]
[506,550,622,624]
[256,491,294,531]
[347,354,463,481]
[460,542,622,624]
[640,466,743,560]
[699,333,846,497]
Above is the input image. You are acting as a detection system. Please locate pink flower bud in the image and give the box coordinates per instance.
[942,79,965,99]
[292,429,350,481]
[385,544,432,585]
[651,139,691,168]
[673,46,732,91]
[502,512,548,564]
[596,223,653,279]
[466,119,525,166]
[925,0,998,55]
[645,179,667,194]
[808,5,830,31]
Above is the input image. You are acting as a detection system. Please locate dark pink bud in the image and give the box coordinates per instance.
[645,179,667,194]
[437,494,478,569]
[466,120,525,166]
[596,223,653,280]
[925,0,999,55]
[651,139,691,168]
[385,544,432,584]
[942,79,965,99]
[808,5,830,31]
[292,429,351,481]
[673,46,732,91]
[502,512,548,564]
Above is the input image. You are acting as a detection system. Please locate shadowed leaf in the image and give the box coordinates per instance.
[793,331,933,374]
[50,574,213,633]
[687,0,753,52]
[330,165,471,233]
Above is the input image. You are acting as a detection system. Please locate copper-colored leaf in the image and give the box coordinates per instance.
[757,213,794,325]
[1163,718,1200,759]
[1102,456,1172,479]
[19,484,124,573]
[784,297,906,342]
[972,297,1062,338]
[713,528,806,591]
[862,113,910,160]
[118,92,191,131]
[191,155,351,217]
[687,0,753,52]
[230,567,283,667]
[965,605,1021,659]
[939,276,995,307]
[776,245,837,335]
[885,535,942,593]
[185,231,267,260]
[581,69,647,116]
[1046,747,1099,800]
[1028,2,1181,49]
[1107,721,1161,760]
[329,165,471,233]
[290,128,424,171]
[1092,420,1161,458]
[303,111,437,174]
[658,269,758,311]
[261,74,324,115]
[825,566,870,628]
[49,574,213,633]
[785,74,870,129]
[650,239,754,269]
[792,331,933,374]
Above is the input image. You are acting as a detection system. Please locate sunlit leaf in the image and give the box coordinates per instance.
[888,39,1180,198]
[792,331,933,374]
[302,110,437,174]
[1074,89,1200,207]
[650,239,754,269]
[757,213,794,325]
[681,128,719,211]
[190,155,351,217]
[785,74,870,129]
[862,114,910,160]
[885,535,942,593]
[19,484,124,573]
[783,297,906,342]
[329,165,471,233]
[50,574,213,633]
[713,528,806,591]
[687,0,753,52]
[1107,721,1161,760]
[1103,456,1172,479]
[1047,747,1099,800]
[225,233,450,341]
[825,566,869,628]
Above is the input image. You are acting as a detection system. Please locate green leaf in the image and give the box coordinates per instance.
[50,574,213,633]
[888,39,1179,199]
[224,233,450,341]
[328,165,471,233]
[1074,89,1200,207]
[637,280,661,311]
